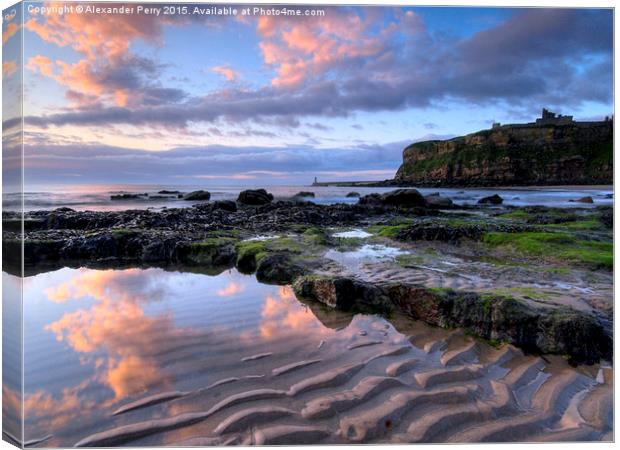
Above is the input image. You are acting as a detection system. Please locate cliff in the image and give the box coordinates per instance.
[395,121,613,186]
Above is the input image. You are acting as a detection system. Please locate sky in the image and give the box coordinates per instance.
[2,3,614,186]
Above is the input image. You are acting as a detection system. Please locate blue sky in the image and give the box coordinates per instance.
[2,3,613,185]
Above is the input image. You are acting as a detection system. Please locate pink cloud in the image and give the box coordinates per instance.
[23,3,168,107]
[2,22,19,45]
[3,60,17,77]
[255,8,423,88]
[26,55,55,77]
[211,65,240,81]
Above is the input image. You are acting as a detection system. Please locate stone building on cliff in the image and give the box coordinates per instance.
[535,108,574,125]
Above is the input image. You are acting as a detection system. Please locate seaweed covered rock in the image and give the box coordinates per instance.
[293,276,392,313]
[571,196,594,203]
[176,238,236,267]
[294,191,315,198]
[424,193,454,209]
[293,276,611,364]
[213,200,237,212]
[256,253,305,284]
[111,193,148,200]
[238,189,274,205]
[387,285,612,364]
[478,194,503,205]
[395,223,485,242]
[359,189,427,208]
[184,190,211,201]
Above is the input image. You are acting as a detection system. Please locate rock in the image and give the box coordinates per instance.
[359,189,427,207]
[184,190,211,201]
[346,192,361,198]
[394,119,613,186]
[111,193,147,200]
[424,193,454,208]
[381,189,428,207]
[395,221,531,243]
[294,191,315,198]
[478,194,503,205]
[396,223,484,242]
[213,200,237,212]
[256,253,305,284]
[177,239,236,267]
[598,207,613,228]
[390,285,612,364]
[294,276,611,364]
[293,276,392,313]
[158,190,181,195]
[570,196,594,204]
[358,193,383,205]
[237,189,274,205]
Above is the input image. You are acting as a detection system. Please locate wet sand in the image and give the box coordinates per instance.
[71,315,612,446]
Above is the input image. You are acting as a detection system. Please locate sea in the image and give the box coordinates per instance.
[2,184,614,212]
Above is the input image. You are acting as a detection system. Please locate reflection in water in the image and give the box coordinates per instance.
[3,272,23,444]
[21,267,345,446]
[17,267,612,446]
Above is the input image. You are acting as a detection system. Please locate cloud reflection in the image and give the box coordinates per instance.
[44,268,193,400]
[259,286,332,340]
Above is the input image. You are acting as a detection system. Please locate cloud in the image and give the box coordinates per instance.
[20,7,612,137]
[259,287,332,340]
[23,3,191,108]
[217,281,245,296]
[20,140,409,184]
[211,65,240,81]
[257,7,406,87]
[44,268,198,401]
[3,60,17,77]
[2,22,19,45]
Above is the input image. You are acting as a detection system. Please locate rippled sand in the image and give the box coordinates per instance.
[71,315,612,446]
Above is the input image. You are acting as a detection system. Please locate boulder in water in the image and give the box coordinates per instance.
[294,191,315,198]
[359,189,427,207]
[111,193,148,200]
[424,193,454,208]
[478,194,503,205]
[256,253,304,284]
[570,196,594,204]
[184,190,211,201]
[238,189,274,205]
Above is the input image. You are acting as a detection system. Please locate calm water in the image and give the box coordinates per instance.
[17,267,348,446]
[7,266,612,446]
[2,184,613,211]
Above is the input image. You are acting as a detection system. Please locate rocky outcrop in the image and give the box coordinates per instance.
[256,253,306,284]
[293,276,611,364]
[424,193,454,208]
[478,194,503,205]
[184,190,211,201]
[294,191,315,198]
[293,277,392,313]
[395,121,613,186]
[111,193,148,200]
[238,189,274,205]
[359,189,427,207]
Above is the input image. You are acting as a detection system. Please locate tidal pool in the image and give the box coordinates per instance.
[10,267,613,446]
